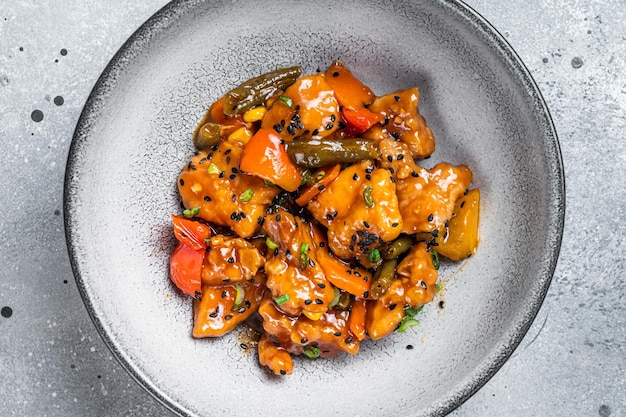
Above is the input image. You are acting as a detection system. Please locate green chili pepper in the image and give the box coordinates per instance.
[285,138,380,168]
[223,66,302,115]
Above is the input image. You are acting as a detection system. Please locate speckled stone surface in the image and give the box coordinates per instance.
[0,1,624,416]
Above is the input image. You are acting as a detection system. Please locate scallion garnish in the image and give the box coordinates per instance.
[266,237,279,250]
[298,242,309,270]
[231,283,245,312]
[431,249,440,270]
[397,317,420,333]
[363,185,374,207]
[279,95,294,108]
[183,206,201,218]
[207,163,220,174]
[329,287,341,308]
[303,345,320,359]
[274,294,289,305]
[368,248,381,264]
[239,188,254,202]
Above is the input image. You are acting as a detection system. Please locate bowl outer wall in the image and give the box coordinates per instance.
[64,0,564,416]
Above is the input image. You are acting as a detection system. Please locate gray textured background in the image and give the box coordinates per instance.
[0,0,624,416]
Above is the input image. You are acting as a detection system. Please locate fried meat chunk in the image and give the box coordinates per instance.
[177,141,280,238]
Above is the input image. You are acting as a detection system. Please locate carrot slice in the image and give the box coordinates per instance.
[348,297,368,341]
[316,248,372,299]
[295,164,341,206]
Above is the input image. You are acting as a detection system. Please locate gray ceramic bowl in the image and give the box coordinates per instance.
[64,0,564,416]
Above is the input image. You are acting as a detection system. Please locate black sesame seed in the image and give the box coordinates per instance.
[312,128,319,136]
[428,214,434,222]
[420,281,427,289]
[304,299,313,305]
[394,95,401,102]
[222,278,231,283]
[344,337,353,344]
[280,369,286,375]
[334,331,342,337]
[224,314,233,320]
[318,185,325,191]
[388,304,397,310]
[363,291,369,298]
[460,201,465,208]
[353,173,359,181]
[332,71,339,77]
[390,132,400,140]
[411,171,419,177]
[179,179,185,186]
[219,171,225,178]
[272,341,281,347]
[397,154,404,160]
[431,229,439,237]
[365,174,372,181]
[318,283,326,288]
[229,174,237,180]
[330,114,336,122]
[226,156,231,165]
[439,300,445,308]
[221,290,228,298]
[274,124,283,133]
[315,298,323,304]
[301,338,308,344]
[240,343,248,349]
[406,344,414,350]
[319,242,325,248]
[276,214,281,221]
[392,222,399,228]
[325,123,334,130]
[227,257,235,263]
[287,124,296,135]
[204,196,211,202]
[224,149,232,155]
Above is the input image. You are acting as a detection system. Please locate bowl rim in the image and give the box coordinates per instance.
[63,0,565,416]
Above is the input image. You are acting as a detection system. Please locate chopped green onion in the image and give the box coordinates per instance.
[299,242,309,254]
[239,188,254,202]
[298,252,308,271]
[279,95,294,108]
[404,305,424,317]
[368,248,381,264]
[231,283,245,312]
[264,179,275,187]
[431,250,440,270]
[183,206,201,218]
[436,282,443,293]
[301,170,312,185]
[207,163,221,174]
[397,317,420,333]
[266,237,279,250]
[303,345,320,359]
[363,185,374,207]
[310,171,325,185]
[274,294,289,305]
[204,237,211,244]
[329,287,341,307]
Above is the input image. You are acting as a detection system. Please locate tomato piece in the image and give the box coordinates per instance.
[169,242,204,298]
[172,215,212,251]
[341,107,385,137]
[295,164,341,206]
[240,128,302,191]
